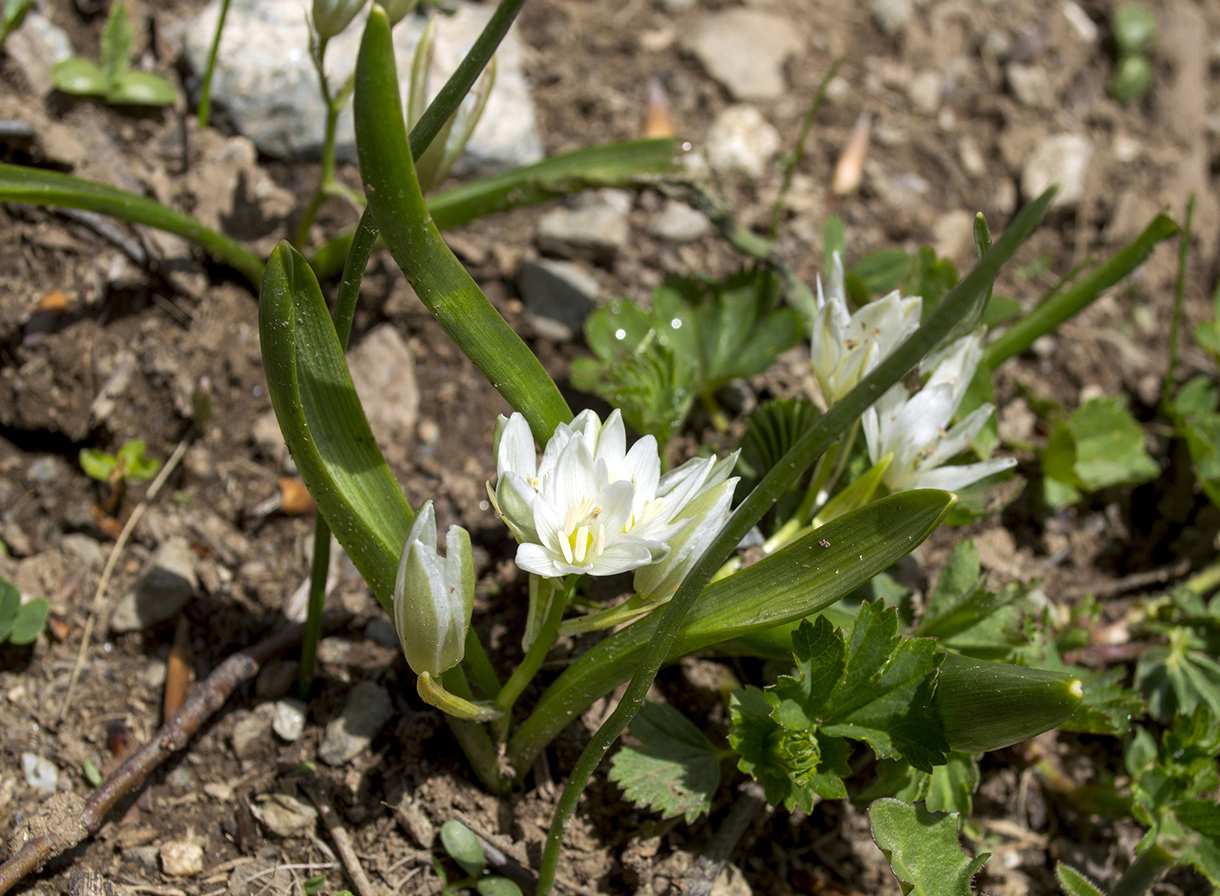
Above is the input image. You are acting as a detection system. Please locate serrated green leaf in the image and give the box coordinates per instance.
[1177,800,1220,837]
[819,602,947,770]
[108,70,177,106]
[869,799,990,896]
[440,820,485,877]
[8,597,48,645]
[51,57,108,96]
[1059,668,1144,736]
[609,699,723,822]
[1055,863,1106,896]
[923,753,980,816]
[768,615,846,729]
[100,0,132,83]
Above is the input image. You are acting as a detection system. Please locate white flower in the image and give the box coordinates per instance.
[862,331,1017,492]
[393,501,475,677]
[811,251,922,406]
[312,0,368,40]
[489,409,735,579]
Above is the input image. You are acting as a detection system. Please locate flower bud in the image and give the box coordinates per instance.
[312,0,368,41]
[393,501,475,677]
[381,0,421,26]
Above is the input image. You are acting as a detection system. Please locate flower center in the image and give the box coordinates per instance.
[561,496,605,566]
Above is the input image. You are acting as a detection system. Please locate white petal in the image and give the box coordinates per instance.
[598,479,638,534]
[906,456,1016,492]
[596,409,627,464]
[516,543,573,578]
[497,414,538,481]
[589,540,656,575]
[549,437,597,511]
[921,404,995,470]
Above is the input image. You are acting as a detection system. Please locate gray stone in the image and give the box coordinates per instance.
[1021,133,1092,208]
[517,258,600,338]
[26,456,65,484]
[536,190,631,265]
[871,0,913,35]
[22,752,58,794]
[60,533,103,567]
[1006,63,1051,107]
[231,704,275,759]
[364,617,401,650]
[647,200,710,243]
[705,105,781,180]
[255,792,318,837]
[273,698,308,742]
[684,9,803,101]
[319,680,393,766]
[109,538,198,633]
[181,0,543,173]
[907,70,943,115]
[346,324,420,456]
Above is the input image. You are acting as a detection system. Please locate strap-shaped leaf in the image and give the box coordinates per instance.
[353,6,571,442]
[506,489,955,775]
[0,163,264,284]
[259,242,412,609]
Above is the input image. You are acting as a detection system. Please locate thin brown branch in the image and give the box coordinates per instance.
[0,620,321,895]
[302,783,379,896]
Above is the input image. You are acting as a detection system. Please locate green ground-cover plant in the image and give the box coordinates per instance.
[0,574,49,647]
[50,1,176,106]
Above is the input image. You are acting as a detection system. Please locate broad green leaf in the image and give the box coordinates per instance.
[922,753,981,817]
[108,70,177,106]
[8,598,48,645]
[477,879,523,896]
[440,820,485,876]
[116,440,160,481]
[869,799,990,896]
[100,0,132,83]
[915,540,1024,659]
[507,490,956,776]
[0,163,263,283]
[1055,864,1106,896]
[608,699,724,821]
[354,6,571,443]
[822,215,846,274]
[50,58,108,96]
[1067,396,1158,490]
[768,615,845,729]
[79,448,117,482]
[258,242,413,609]
[1169,376,1220,509]
[851,248,912,298]
[986,213,1178,367]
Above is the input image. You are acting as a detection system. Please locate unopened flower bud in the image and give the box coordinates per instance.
[381,0,421,26]
[312,0,368,41]
[393,501,475,677]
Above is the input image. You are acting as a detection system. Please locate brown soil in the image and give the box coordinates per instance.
[1,0,1218,894]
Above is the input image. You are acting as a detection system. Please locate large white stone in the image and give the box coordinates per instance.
[181,0,543,173]
[1021,133,1092,208]
[684,9,803,101]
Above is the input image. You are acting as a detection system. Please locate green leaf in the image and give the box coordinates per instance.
[477,879,524,896]
[922,753,981,817]
[869,799,990,896]
[440,820,486,877]
[1128,708,1220,830]
[822,215,846,273]
[100,0,132,82]
[0,575,20,642]
[108,70,176,106]
[986,214,1178,368]
[1169,376,1220,509]
[768,614,846,730]
[570,343,695,448]
[1055,864,1106,896]
[609,699,723,822]
[1060,668,1145,736]
[79,448,117,482]
[508,489,956,776]
[904,247,958,322]
[116,440,161,481]
[9,598,48,645]
[354,6,571,443]
[50,58,108,96]
[258,242,413,609]
[1042,396,1158,498]
[851,248,911,298]
[0,163,263,284]
[915,540,1024,659]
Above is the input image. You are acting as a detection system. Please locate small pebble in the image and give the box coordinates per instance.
[273,698,307,742]
[22,753,58,794]
[319,680,393,766]
[255,792,317,837]
[160,840,204,877]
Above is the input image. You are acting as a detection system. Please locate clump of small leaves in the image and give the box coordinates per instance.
[0,574,48,646]
[436,820,523,896]
[1109,4,1157,103]
[51,2,176,106]
[81,438,161,517]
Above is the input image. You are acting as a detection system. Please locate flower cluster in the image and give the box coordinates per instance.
[810,251,922,408]
[862,331,1016,492]
[489,410,737,581]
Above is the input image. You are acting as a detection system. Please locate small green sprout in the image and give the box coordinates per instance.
[82,758,102,788]
[0,574,49,647]
[50,2,176,107]
[437,821,523,896]
[80,439,161,486]
[0,0,34,50]
[1109,4,1157,104]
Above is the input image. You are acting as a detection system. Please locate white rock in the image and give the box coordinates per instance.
[181,0,543,172]
[21,753,58,794]
[1062,2,1099,43]
[273,698,308,742]
[160,841,204,877]
[932,210,978,265]
[705,105,781,180]
[907,70,943,114]
[647,200,710,243]
[1006,63,1051,107]
[535,190,631,265]
[684,9,803,101]
[871,0,913,35]
[1021,134,1092,208]
[254,792,318,837]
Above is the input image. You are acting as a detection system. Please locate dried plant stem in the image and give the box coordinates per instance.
[302,784,378,896]
[0,620,316,896]
[58,435,192,723]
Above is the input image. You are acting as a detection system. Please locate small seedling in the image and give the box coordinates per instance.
[1109,4,1157,104]
[436,820,524,896]
[50,2,176,106]
[0,574,49,646]
[80,439,161,516]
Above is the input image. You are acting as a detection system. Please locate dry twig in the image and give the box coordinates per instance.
[302,784,379,896]
[0,620,319,895]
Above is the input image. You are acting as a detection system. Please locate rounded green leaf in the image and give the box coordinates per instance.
[108,70,178,106]
[8,597,48,645]
[79,448,116,482]
[440,820,485,877]
[51,58,107,96]
[477,878,524,896]
[1114,3,1156,54]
